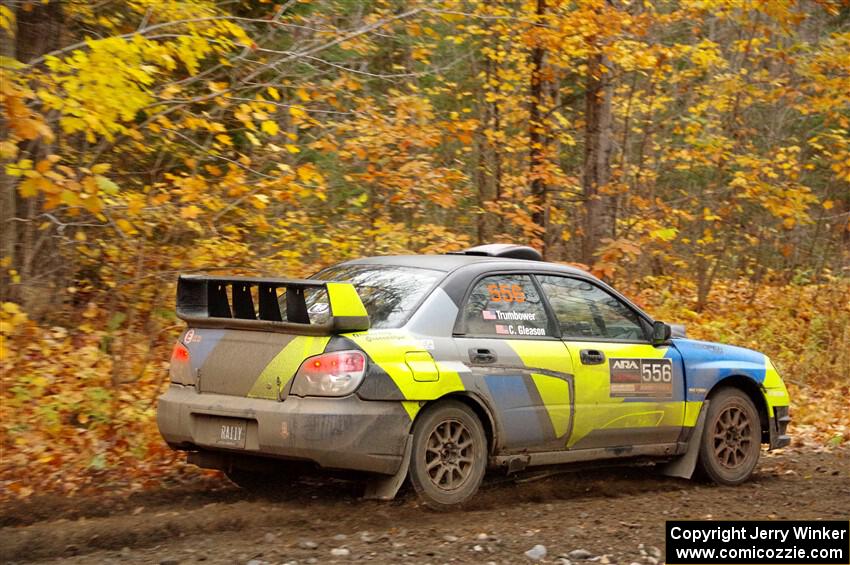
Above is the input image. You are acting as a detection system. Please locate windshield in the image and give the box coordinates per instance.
[307,264,443,329]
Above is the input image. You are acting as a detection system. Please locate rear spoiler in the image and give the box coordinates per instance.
[176,275,370,335]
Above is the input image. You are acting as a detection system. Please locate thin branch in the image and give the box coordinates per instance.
[161,128,277,180]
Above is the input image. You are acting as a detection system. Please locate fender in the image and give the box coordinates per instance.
[363,390,497,501]
[673,338,768,400]
[439,390,499,454]
[673,338,790,448]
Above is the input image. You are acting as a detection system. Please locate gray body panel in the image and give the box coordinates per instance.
[158,385,410,475]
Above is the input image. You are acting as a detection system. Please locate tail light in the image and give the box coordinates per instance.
[291,350,366,397]
[169,341,193,385]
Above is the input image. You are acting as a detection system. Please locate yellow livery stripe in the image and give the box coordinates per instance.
[247,335,330,399]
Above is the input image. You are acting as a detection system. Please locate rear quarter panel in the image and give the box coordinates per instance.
[178,328,329,399]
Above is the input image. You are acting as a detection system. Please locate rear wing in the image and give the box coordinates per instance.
[175,275,370,335]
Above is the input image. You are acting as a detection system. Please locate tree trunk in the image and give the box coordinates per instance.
[528,0,547,254]
[5,1,64,314]
[475,34,500,245]
[15,1,63,63]
[475,127,488,245]
[0,0,16,302]
[492,90,504,237]
[580,51,613,267]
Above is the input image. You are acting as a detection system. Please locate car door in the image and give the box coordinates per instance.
[535,275,685,450]
[454,273,575,453]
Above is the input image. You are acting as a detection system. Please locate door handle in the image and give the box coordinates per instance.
[580,349,606,365]
[469,347,497,364]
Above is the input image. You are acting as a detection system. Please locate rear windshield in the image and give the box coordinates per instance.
[310,264,443,329]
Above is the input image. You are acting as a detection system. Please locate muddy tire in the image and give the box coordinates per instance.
[408,400,487,510]
[697,387,761,485]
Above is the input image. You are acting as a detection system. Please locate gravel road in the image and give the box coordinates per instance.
[2,447,847,564]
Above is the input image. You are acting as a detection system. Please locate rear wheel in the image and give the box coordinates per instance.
[409,400,487,510]
[697,387,761,485]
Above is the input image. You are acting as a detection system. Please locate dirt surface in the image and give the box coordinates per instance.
[1,447,848,565]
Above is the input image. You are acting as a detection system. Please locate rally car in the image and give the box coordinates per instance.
[157,244,791,509]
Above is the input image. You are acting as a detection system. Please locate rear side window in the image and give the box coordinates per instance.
[308,264,443,329]
[537,275,646,341]
[462,274,551,338]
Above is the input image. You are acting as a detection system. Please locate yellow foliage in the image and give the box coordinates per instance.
[260,120,279,136]
[0,0,848,501]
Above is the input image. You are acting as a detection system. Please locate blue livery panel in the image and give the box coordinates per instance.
[672,338,767,402]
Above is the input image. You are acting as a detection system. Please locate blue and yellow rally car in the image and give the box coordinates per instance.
[158,244,791,508]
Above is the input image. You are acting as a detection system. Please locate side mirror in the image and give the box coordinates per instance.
[651,321,672,345]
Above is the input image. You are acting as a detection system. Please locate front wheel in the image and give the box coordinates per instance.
[408,400,487,510]
[697,387,761,485]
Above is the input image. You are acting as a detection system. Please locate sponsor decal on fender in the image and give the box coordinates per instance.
[610,357,674,398]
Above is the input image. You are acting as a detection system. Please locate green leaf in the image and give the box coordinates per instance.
[88,453,108,470]
[107,312,127,332]
[651,228,678,242]
[95,175,120,195]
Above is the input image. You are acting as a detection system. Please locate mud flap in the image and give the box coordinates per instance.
[661,400,709,480]
[363,435,413,500]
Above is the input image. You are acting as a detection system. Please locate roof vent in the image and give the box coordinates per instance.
[449,244,543,261]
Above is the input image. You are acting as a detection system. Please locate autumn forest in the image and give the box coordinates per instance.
[1,0,848,498]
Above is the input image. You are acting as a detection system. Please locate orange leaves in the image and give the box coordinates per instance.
[0,79,54,144]
[180,205,202,219]
[726,147,819,231]
[4,155,121,214]
[0,307,191,500]
[330,93,467,215]
[592,237,643,280]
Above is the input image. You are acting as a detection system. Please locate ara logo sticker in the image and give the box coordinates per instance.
[612,359,639,370]
[610,358,674,398]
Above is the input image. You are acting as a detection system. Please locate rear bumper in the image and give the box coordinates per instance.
[157,384,412,475]
[769,405,791,449]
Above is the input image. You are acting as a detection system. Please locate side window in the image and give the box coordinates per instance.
[537,275,646,341]
[462,274,551,338]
